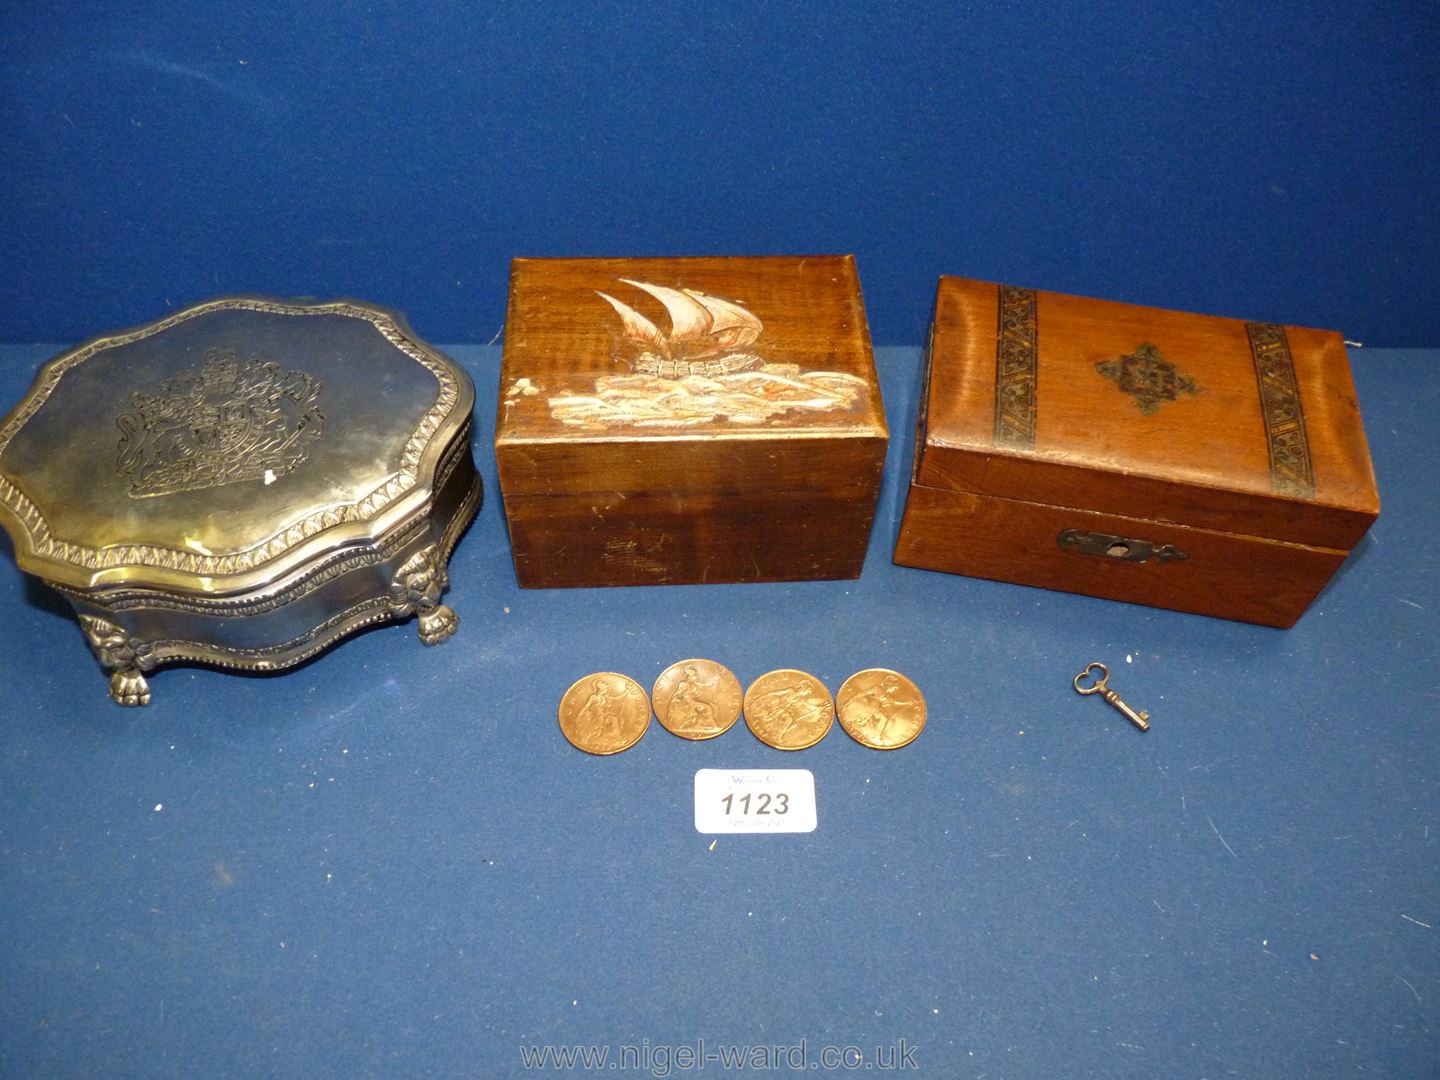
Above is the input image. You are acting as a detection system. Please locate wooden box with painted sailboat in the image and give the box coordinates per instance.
[495,255,888,588]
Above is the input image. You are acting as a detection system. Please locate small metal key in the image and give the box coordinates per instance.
[1073,662,1150,731]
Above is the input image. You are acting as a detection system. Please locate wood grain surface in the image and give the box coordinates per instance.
[896,276,1379,625]
[918,277,1379,548]
[497,255,887,587]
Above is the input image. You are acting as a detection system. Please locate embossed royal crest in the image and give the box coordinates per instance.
[115,348,324,497]
[1095,342,1200,415]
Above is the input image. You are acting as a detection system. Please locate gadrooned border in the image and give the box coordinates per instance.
[0,298,462,577]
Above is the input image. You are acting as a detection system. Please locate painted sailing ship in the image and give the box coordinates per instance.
[596,279,764,378]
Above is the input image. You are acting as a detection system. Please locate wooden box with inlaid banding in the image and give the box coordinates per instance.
[893,277,1379,627]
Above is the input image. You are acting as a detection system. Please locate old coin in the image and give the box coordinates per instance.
[652,659,743,740]
[558,672,652,755]
[836,668,927,749]
[743,669,834,750]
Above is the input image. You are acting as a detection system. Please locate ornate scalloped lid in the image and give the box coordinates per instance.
[0,297,473,593]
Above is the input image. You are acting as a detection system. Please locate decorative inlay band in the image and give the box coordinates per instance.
[993,285,1039,448]
[1246,322,1315,498]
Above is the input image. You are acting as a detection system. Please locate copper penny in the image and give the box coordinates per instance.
[652,659,743,740]
[836,669,926,750]
[743,669,834,750]
[558,672,651,755]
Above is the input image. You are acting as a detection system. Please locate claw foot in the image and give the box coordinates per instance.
[109,670,152,707]
[417,603,458,646]
[390,545,456,645]
[80,616,155,707]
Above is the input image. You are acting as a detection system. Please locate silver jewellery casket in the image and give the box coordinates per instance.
[0,297,481,705]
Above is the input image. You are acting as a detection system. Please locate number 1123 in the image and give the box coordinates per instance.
[720,791,790,816]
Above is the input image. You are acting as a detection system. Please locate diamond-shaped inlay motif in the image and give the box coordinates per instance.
[1095,343,1200,415]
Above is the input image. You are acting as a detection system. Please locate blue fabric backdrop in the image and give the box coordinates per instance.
[2,1,1437,346]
